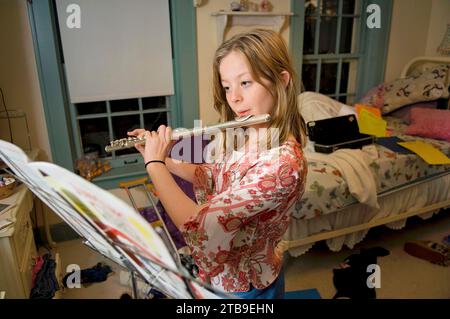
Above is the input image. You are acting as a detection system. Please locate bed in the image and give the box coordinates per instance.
[279,56,450,257]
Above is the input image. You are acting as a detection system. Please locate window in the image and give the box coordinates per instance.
[73,97,169,167]
[290,0,392,105]
[53,0,174,169]
[28,0,199,188]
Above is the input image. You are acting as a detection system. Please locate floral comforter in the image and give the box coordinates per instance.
[291,117,450,220]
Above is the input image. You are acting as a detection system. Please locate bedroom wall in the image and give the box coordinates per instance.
[0,0,59,231]
[384,0,432,82]
[0,0,51,161]
[3,1,443,154]
[195,0,291,125]
[425,0,450,57]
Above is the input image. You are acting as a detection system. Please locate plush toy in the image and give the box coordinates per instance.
[332,246,390,299]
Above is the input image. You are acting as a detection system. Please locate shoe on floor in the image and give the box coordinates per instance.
[404,240,449,266]
[62,262,113,288]
[120,292,132,299]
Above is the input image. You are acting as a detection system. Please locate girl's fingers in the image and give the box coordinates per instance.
[128,128,145,137]
[165,126,172,143]
[135,143,145,154]
[146,131,155,141]
[157,125,168,143]
[157,125,166,134]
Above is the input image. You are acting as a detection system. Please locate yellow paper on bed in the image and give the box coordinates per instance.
[357,109,387,137]
[397,141,450,165]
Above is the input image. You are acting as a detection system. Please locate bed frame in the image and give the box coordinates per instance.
[400,56,450,77]
[279,179,450,252]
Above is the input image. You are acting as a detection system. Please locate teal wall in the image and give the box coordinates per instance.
[27,0,75,171]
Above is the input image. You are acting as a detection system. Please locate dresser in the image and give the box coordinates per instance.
[0,185,37,299]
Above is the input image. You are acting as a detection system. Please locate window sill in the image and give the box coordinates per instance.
[91,163,148,190]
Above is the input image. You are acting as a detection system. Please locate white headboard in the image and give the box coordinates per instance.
[400,56,450,78]
[400,56,450,109]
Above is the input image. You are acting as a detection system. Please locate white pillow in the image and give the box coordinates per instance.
[298,92,356,123]
[381,64,450,114]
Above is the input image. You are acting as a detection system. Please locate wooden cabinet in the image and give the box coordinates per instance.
[0,185,37,299]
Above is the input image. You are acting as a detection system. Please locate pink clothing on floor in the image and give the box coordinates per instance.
[32,256,45,286]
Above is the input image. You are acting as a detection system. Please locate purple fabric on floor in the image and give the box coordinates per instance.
[139,136,209,250]
[139,175,194,249]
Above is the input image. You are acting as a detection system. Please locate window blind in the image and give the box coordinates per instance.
[55,0,174,103]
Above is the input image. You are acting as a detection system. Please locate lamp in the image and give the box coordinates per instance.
[437,24,450,56]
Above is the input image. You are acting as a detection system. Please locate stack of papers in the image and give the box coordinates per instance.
[0,203,10,215]
[0,218,14,231]
[355,104,381,117]
[356,106,387,137]
[397,141,450,165]
[376,136,414,154]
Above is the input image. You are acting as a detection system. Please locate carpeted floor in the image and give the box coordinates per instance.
[284,211,450,299]
[44,210,450,299]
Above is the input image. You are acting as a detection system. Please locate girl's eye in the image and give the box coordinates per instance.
[241,81,251,87]
[223,86,230,92]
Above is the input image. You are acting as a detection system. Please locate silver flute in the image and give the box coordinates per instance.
[105,113,271,152]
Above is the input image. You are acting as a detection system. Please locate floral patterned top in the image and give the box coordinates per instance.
[180,139,307,292]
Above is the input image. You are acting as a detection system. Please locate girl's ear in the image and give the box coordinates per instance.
[280,70,291,88]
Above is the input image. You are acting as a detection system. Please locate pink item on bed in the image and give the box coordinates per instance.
[389,101,438,124]
[359,84,385,109]
[405,107,450,142]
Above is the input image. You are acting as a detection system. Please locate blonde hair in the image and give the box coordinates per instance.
[212,29,307,152]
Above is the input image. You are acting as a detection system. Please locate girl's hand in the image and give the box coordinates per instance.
[132,125,173,162]
[127,128,146,139]
[127,128,146,157]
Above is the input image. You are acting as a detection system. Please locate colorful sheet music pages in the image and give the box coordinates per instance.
[0,203,10,215]
[0,139,224,299]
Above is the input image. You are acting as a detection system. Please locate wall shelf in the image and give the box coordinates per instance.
[211,11,294,43]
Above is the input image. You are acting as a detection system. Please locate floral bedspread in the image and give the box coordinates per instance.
[291,117,450,220]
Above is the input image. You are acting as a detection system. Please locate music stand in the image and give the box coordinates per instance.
[0,140,223,299]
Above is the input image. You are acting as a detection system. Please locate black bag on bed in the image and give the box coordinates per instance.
[307,115,375,154]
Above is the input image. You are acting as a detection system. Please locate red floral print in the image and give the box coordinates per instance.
[181,139,307,292]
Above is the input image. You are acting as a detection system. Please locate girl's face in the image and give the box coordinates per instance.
[219,51,275,121]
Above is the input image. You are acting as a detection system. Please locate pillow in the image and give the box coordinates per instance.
[409,64,450,91]
[359,64,450,115]
[382,65,449,114]
[359,84,385,109]
[298,92,356,123]
[405,107,450,142]
[389,101,438,124]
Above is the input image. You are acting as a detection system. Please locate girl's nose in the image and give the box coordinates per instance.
[230,88,242,103]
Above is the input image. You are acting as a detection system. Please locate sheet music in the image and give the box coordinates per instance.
[0,139,225,299]
[32,162,178,271]
[0,140,124,264]
[31,162,195,297]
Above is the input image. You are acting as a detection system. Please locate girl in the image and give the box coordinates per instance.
[128,29,307,299]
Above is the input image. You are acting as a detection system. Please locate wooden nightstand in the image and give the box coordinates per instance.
[0,184,37,299]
